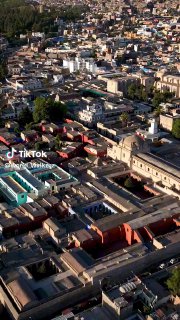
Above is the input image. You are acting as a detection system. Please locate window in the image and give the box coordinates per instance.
[156,172,158,176]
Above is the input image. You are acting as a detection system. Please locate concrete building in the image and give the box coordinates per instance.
[0,163,78,207]
[78,103,103,126]
[102,278,145,319]
[160,113,180,132]
[33,164,78,193]
[133,102,152,115]
[1,99,34,120]
[6,78,42,91]
[107,76,140,95]
[0,168,46,206]
[156,70,180,98]
[63,57,97,74]
[102,275,170,320]
[136,119,160,142]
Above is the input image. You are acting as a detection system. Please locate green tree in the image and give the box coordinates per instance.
[148,85,155,99]
[55,134,62,150]
[0,3,88,38]
[25,122,34,131]
[172,119,180,139]
[166,267,180,296]
[124,177,135,189]
[127,84,147,101]
[138,85,148,101]
[152,91,164,108]
[18,107,33,126]
[152,90,174,108]
[33,97,67,123]
[0,59,8,81]
[35,142,42,151]
[43,78,50,88]
[14,126,20,135]
[35,141,48,151]
[47,99,67,122]
[120,112,129,126]
[154,105,163,117]
[135,87,142,100]
[37,262,46,274]
[0,0,39,37]
[62,5,88,22]
[127,83,136,100]
[143,305,152,315]
[33,97,49,123]
[141,89,148,102]
[91,49,97,59]
[163,90,174,101]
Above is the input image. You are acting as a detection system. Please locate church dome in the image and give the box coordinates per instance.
[123,135,144,149]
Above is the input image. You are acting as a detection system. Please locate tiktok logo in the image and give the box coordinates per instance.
[6,147,47,160]
[6,147,17,159]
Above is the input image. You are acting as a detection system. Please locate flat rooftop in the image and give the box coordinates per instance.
[35,166,71,182]
[152,142,180,167]
[61,248,95,275]
[91,179,137,212]
[84,243,148,279]
[18,169,44,190]
[0,175,26,194]
[127,205,179,230]
[156,229,180,246]
[78,306,112,320]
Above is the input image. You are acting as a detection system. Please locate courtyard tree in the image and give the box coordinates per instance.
[120,112,129,126]
[18,107,33,126]
[166,267,180,296]
[172,119,180,139]
[124,177,135,189]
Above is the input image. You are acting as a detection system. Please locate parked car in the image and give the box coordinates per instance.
[170,258,177,264]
